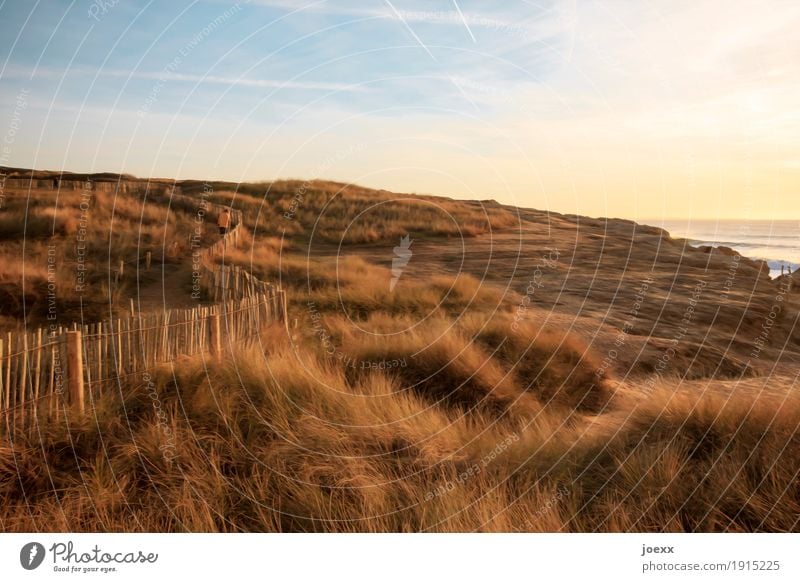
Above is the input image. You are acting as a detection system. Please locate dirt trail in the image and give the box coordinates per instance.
[131,259,201,313]
[128,195,236,314]
[312,206,800,380]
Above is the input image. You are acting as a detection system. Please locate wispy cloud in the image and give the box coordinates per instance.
[3,64,371,93]
[247,0,552,37]
[117,70,372,92]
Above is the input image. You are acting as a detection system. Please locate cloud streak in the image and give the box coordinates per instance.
[3,64,371,92]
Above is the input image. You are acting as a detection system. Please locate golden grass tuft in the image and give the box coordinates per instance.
[2,344,797,532]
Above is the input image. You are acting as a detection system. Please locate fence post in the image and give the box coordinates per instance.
[281,291,289,334]
[210,313,222,358]
[66,331,85,414]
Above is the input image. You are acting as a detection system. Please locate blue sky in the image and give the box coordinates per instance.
[1,0,799,219]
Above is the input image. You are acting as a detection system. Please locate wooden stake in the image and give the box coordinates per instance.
[66,331,85,415]
[0,338,4,416]
[113,318,120,376]
[33,328,42,407]
[281,291,289,334]
[84,325,93,389]
[210,313,222,358]
[97,322,103,394]
[189,309,195,354]
[48,341,55,418]
[6,334,13,414]
[19,333,28,422]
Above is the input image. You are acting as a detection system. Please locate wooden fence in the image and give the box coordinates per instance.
[0,199,289,433]
[0,291,287,431]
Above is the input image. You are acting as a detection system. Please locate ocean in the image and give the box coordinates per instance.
[644,220,800,279]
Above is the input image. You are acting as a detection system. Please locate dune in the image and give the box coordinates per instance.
[0,170,797,532]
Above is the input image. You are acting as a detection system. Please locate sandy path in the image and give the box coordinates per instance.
[309,207,800,379]
[129,250,210,313]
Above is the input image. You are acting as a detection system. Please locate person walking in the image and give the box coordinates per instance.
[217,208,231,236]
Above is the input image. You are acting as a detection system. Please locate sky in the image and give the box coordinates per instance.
[0,0,798,220]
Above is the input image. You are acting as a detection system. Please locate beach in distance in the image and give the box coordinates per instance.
[650,220,800,278]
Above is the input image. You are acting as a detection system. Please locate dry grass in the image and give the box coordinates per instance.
[201,180,519,245]
[0,261,796,531]
[0,176,797,532]
[0,185,214,326]
[2,178,470,322]
[1,334,797,532]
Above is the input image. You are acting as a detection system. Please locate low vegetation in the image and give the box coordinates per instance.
[1,316,797,531]
[0,174,797,532]
[197,179,519,244]
[0,182,215,326]
[2,256,798,532]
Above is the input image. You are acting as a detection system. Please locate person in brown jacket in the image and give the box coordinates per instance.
[217,208,231,235]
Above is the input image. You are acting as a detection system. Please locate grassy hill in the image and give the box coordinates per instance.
[0,170,798,531]
[0,171,216,326]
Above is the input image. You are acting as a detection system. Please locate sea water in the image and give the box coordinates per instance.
[644,220,800,279]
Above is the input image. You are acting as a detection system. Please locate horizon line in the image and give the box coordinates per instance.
[3,164,799,223]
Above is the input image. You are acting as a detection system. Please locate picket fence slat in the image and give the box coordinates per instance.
[2,204,286,434]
